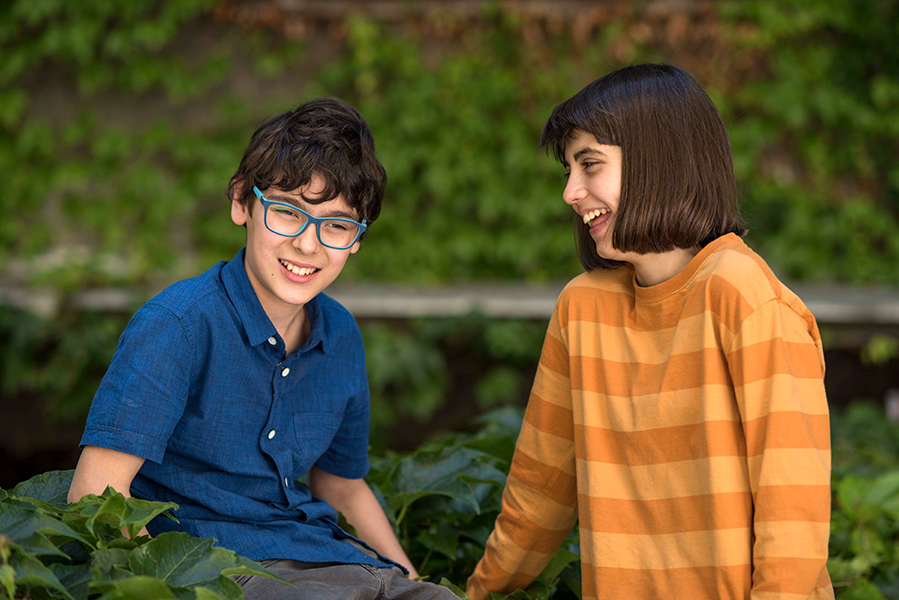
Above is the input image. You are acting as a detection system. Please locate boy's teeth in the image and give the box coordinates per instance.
[582,208,609,224]
[280,260,317,276]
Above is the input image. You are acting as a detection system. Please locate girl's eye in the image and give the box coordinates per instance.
[582,161,598,169]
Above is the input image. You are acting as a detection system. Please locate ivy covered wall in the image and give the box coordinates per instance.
[1,0,898,481]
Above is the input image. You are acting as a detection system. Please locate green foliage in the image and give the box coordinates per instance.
[365,407,581,598]
[720,0,899,283]
[0,471,285,600]
[830,403,899,598]
[361,315,546,449]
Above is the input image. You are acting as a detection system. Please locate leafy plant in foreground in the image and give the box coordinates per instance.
[366,407,581,599]
[0,471,282,600]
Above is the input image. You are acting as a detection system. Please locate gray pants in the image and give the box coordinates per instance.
[235,543,459,600]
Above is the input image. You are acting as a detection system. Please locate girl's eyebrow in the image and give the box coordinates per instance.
[266,193,360,221]
[572,147,607,161]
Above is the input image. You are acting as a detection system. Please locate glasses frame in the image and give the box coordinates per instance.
[252,186,367,250]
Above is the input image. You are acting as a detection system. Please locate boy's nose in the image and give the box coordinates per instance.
[293,224,321,254]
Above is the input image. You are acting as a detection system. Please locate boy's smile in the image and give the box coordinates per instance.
[231,174,360,326]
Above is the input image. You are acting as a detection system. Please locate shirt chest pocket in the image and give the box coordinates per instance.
[292,413,343,468]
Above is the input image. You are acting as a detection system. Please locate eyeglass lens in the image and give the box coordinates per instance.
[266,203,360,248]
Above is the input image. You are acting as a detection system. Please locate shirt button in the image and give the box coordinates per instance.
[281,367,290,377]
[284,477,289,486]
[267,337,277,345]
[267,429,276,440]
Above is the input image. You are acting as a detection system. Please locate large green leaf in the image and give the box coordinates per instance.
[193,575,244,600]
[127,532,284,588]
[0,503,88,553]
[392,447,503,517]
[69,487,178,539]
[9,548,74,600]
[439,578,469,599]
[54,562,94,600]
[94,574,179,599]
[9,469,74,510]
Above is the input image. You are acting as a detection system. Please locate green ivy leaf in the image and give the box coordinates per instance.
[9,547,74,600]
[0,503,88,554]
[10,469,74,510]
[70,487,179,539]
[127,532,286,588]
[53,562,93,600]
[439,577,469,599]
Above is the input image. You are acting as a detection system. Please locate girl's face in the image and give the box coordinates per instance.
[562,129,629,263]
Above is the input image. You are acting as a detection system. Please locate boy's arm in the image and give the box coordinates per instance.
[68,445,149,537]
[308,466,419,579]
[727,299,833,599]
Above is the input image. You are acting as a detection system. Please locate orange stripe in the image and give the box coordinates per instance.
[570,348,732,396]
[495,509,575,555]
[743,412,830,456]
[577,455,751,500]
[562,274,755,337]
[578,491,752,534]
[754,485,831,522]
[728,339,824,386]
[507,450,577,508]
[538,332,569,378]
[752,557,833,595]
[581,563,751,600]
[468,551,534,597]
[523,393,573,441]
[579,420,745,465]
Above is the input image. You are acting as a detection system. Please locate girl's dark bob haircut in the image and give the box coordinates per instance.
[228,97,386,226]
[541,63,747,272]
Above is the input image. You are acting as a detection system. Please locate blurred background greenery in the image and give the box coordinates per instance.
[1,1,899,594]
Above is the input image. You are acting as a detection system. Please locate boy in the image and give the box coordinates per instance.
[69,97,456,600]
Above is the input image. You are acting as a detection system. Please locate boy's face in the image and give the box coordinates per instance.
[231,174,360,319]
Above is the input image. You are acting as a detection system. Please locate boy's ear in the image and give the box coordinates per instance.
[230,178,249,226]
[231,197,248,226]
[349,240,361,254]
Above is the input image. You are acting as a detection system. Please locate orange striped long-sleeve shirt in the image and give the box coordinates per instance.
[467,234,834,600]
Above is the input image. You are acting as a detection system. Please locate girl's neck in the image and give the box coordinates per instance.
[630,247,700,288]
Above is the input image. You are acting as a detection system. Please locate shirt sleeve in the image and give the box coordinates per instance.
[726,299,834,600]
[467,304,579,600]
[81,303,193,464]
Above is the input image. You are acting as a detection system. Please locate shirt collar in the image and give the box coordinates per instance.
[220,248,330,353]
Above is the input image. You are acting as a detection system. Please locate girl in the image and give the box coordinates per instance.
[468,64,833,600]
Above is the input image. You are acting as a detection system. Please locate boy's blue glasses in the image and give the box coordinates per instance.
[253,186,367,250]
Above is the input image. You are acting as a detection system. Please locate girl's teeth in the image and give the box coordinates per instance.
[582,208,609,224]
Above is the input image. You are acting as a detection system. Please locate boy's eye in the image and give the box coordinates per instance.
[325,221,350,231]
[274,207,300,218]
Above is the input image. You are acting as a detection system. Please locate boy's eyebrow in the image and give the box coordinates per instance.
[265,192,360,221]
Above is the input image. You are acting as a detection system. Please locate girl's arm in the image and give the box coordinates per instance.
[467,306,578,600]
[309,465,419,579]
[727,299,833,599]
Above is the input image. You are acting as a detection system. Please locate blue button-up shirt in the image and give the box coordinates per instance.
[81,249,396,569]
